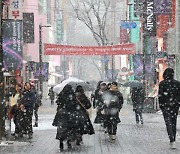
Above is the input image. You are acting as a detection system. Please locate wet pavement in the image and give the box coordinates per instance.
[0,99,180,154]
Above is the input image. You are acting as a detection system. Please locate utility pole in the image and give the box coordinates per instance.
[39,25,43,98]
[39,24,50,98]
[0,0,5,140]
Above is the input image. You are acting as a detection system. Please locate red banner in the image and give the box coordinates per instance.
[44,43,136,55]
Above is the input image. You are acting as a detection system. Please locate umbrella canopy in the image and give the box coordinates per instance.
[53,77,92,94]
[123,80,144,89]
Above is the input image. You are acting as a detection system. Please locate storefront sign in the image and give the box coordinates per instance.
[143,0,156,36]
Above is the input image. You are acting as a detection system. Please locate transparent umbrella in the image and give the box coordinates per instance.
[53,77,92,94]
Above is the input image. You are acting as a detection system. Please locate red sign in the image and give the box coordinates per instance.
[44,43,136,55]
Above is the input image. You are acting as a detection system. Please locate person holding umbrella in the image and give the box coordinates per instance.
[131,86,145,124]
[52,84,94,151]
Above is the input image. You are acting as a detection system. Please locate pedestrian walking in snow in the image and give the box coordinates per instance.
[21,82,35,139]
[30,82,42,127]
[48,87,55,105]
[158,68,180,149]
[75,85,94,145]
[52,84,94,151]
[102,81,123,141]
[94,82,107,125]
[131,86,144,124]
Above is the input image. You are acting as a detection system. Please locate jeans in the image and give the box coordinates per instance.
[135,110,143,124]
[162,108,179,142]
[34,108,38,124]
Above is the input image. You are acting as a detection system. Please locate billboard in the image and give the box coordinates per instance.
[23,13,34,43]
[133,54,155,81]
[34,62,49,82]
[2,19,23,71]
[143,0,156,36]
[26,61,49,82]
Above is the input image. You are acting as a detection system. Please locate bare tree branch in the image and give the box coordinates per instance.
[69,0,111,46]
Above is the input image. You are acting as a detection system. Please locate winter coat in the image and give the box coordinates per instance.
[52,85,94,141]
[131,87,144,112]
[32,88,42,109]
[21,90,35,113]
[93,90,107,124]
[158,68,180,111]
[103,86,123,124]
[93,88,104,108]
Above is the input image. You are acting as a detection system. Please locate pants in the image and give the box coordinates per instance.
[107,121,117,135]
[24,110,33,135]
[34,107,38,124]
[135,110,143,123]
[50,99,54,105]
[162,108,179,142]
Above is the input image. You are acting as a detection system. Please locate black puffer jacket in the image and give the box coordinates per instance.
[158,68,180,110]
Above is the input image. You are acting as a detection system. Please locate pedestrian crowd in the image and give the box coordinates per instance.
[4,80,42,139]
[52,68,180,151]
[3,68,180,151]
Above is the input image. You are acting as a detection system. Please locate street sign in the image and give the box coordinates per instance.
[9,0,23,20]
[120,22,137,29]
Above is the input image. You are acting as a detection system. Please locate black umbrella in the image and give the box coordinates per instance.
[123,80,144,89]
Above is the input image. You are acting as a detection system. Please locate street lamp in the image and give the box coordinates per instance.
[39,24,51,98]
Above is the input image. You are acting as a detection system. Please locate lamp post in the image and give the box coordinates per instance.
[39,24,51,98]
[0,0,5,140]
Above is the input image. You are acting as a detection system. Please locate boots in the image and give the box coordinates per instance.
[76,136,82,145]
[33,122,38,127]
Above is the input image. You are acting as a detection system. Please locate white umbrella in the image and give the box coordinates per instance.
[53,77,92,94]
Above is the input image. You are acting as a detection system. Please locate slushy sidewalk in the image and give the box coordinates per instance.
[0,99,180,154]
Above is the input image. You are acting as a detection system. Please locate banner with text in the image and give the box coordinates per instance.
[44,44,136,55]
[2,19,23,71]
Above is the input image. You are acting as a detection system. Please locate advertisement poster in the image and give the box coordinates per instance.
[133,54,155,81]
[2,19,23,71]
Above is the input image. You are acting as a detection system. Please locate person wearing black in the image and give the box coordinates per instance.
[52,84,94,151]
[91,81,103,108]
[48,87,55,105]
[75,85,94,145]
[158,68,180,149]
[30,83,42,127]
[94,82,107,124]
[21,82,35,139]
[131,87,144,124]
[102,81,123,141]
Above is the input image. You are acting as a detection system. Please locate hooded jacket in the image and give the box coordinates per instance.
[158,68,180,110]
